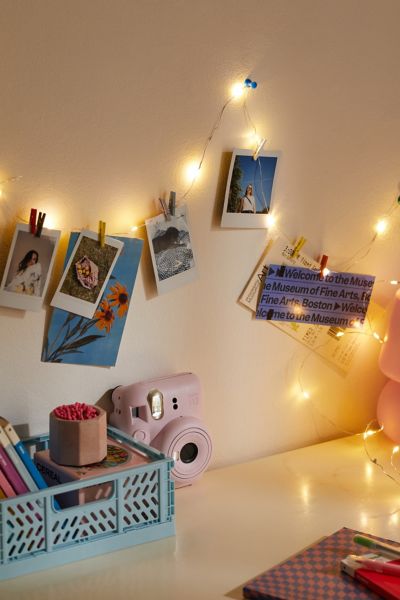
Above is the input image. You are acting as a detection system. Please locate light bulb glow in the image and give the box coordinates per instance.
[130,225,138,232]
[302,390,310,400]
[185,162,201,183]
[375,218,388,235]
[322,267,330,277]
[393,446,400,454]
[265,213,276,228]
[390,280,399,285]
[336,331,345,338]
[231,82,245,98]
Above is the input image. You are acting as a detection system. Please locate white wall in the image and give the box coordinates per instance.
[0,0,399,468]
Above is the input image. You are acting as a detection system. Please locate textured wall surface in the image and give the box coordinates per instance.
[0,0,399,467]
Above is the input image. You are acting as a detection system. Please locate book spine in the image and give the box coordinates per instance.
[0,486,6,499]
[0,445,28,494]
[2,421,50,491]
[0,467,16,497]
[0,427,37,492]
[14,440,49,490]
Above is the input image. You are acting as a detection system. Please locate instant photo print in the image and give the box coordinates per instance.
[51,230,123,318]
[221,148,279,229]
[146,204,197,294]
[0,224,61,311]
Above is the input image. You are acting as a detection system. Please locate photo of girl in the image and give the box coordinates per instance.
[221,149,279,229]
[238,184,256,213]
[6,250,41,295]
[0,224,60,312]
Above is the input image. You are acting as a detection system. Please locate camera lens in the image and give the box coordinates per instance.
[180,442,198,464]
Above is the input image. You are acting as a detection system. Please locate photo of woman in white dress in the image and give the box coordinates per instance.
[6,249,42,295]
[238,184,256,213]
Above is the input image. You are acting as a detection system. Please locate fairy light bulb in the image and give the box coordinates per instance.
[322,267,330,277]
[231,82,245,98]
[302,390,310,400]
[336,331,345,338]
[393,446,400,455]
[390,280,399,285]
[130,225,138,232]
[265,213,276,228]
[375,218,388,235]
[185,161,201,183]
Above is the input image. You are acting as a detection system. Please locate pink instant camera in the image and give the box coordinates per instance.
[110,372,212,486]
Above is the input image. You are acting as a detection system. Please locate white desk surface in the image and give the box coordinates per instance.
[2,434,400,600]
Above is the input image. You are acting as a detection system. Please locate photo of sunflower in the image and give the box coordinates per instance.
[107,282,129,317]
[95,299,115,333]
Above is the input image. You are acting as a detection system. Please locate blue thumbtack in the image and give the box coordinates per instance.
[244,78,258,88]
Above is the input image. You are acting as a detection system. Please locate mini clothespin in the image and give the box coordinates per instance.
[320,254,329,279]
[253,138,266,161]
[168,191,176,216]
[35,212,46,237]
[29,208,37,234]
[159,198,171,221]
[99,221,106,248]
[292,236,307,259]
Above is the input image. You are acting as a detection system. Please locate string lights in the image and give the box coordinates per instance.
[5,75,400,489]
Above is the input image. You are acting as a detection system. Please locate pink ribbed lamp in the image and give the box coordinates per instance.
[379,289,400,381]
[377,289,400,443]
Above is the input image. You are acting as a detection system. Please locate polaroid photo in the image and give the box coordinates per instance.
[146,204,197,294]
[221,148,279,228]
[0,224,61,312]
[51,230,123,318]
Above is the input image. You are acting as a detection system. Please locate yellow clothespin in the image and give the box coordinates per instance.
[292,236,307,259]
[253,138,266,160]
[99,221,106,248]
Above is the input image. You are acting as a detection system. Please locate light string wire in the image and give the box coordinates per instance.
[180,92,240,201]
[336,197,400,272]
[362,420,400,487]
[4,81,400,483]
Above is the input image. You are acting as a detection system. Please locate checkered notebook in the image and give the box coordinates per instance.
[243,527,399,599]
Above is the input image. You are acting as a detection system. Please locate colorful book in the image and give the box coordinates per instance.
[35,437,150,508]
[341,555,400,600]
[0,426,37,492]
[0,418,49,491]
[0,445,29,494]
[243,527,400,599]
[0,466,16,497]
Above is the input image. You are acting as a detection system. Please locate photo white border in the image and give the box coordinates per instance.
[0,224,61,312]
[51,229,123,318]
[221,148,280,229]
[146,205,197,295]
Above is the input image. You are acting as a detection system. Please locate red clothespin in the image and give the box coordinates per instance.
[29,208,37,234]
[98,221,106,248]
[35,212,46,237]
[159,198,171,221]
[320,254,329,279]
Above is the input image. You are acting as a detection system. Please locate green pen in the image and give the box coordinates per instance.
[354,535,400,559]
